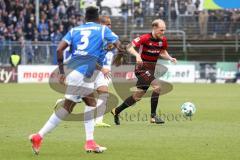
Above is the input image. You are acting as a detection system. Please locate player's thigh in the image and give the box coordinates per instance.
[63,99,76,113]
[97,86,108,94]
[94,71,109,93]
[65,70,94,102]
[82,92,96,106]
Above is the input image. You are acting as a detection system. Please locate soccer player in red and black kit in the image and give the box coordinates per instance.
[111,19,177,125]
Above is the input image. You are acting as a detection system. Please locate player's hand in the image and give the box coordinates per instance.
[59,74,66,85]
[136,55,143,65]
[106,44,115,51]
[135,55,143,71]
[101,68,111,80]
[170,57,177,64]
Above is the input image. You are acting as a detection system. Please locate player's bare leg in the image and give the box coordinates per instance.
[29,99,76,155]
[53,98,82,111]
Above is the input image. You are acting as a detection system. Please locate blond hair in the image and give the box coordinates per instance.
[151,19,165,28]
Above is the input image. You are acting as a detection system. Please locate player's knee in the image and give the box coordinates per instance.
[64,105,74,113]
[153,88,161,94]
[97,87,108,94]
[63,99,76,113]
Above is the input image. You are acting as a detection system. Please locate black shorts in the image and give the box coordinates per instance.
[135,70,155,92]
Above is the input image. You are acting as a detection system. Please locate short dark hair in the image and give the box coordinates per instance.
[85,6,99,22]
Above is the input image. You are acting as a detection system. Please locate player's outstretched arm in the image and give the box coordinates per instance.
[160,50,177,64]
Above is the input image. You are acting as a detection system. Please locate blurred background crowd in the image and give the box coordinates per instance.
[0,0,240,65]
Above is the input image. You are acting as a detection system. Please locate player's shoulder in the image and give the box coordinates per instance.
[140,33,152,39]
[134,33,151,43]
[75,22,103,30]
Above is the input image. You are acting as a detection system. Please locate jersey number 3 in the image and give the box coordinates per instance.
[76,31,91,55]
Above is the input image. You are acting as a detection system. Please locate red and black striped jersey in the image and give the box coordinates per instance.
[132,33,168,71]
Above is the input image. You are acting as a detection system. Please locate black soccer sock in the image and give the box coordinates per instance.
[151,91,160,118]
[115,96,137,115]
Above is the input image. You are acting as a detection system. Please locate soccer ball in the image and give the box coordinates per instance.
[181,102,196,116]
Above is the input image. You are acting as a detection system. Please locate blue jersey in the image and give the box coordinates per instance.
[63,22,118,77]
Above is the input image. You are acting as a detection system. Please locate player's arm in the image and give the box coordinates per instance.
[113,40,125,53]
[57,41,68,85]
[103,26,125,53]
[57,41,69,74]
[126,42,142,65]
[96,54,111,79]
[159,49,177,64]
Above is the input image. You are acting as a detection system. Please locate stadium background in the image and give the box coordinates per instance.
[0,0,240,83]
[0,0,240,160]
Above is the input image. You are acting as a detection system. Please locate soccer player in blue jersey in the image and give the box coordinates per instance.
[54,16,115,128]
[29,6,123,154]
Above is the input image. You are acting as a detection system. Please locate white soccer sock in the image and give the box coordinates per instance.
[38,107,69,138]
[84,106,96,141]
[95,93,108,124]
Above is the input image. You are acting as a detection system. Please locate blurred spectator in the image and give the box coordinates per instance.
[66,2,76,17]
[178,1,187,15]
[0,20,6,41]
[47,2,57,18]
[0,0,6,10]
[186,1,196,25]
[194,0,200,10]
[0,0,240,44]
[134,6,144,28]
[5,24,16,41]
[25,22,35,41]
[79,0,85,15]
[38,16,48,33]
[96,0,103,13]
[212,10,224,38]
[170,5,177,29]
[134,0,140,7]
[9,51,21,67]
[57,1,66,19]
[163,0,168,18]
[205,64,216,83]
[39,28,49,41]
[147,0,154,16]
[121,1,128,20]
[229,10,240,35]
[127,0,133,16]
[199,10,208,38]
[156,7,165,18]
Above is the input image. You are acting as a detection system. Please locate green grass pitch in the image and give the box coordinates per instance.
[0,83,240,160]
